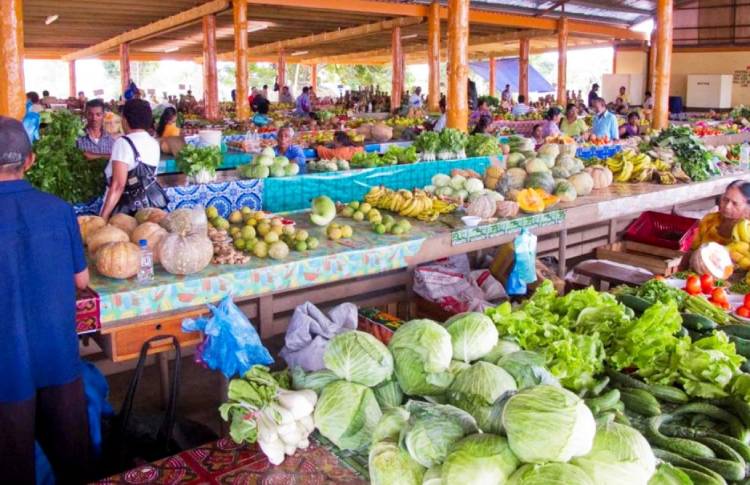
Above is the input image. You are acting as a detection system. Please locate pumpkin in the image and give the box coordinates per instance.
[506,152,526,168]
[77,215,106,245]
[559,143,578,157]
[160,208,208,236]
[554,180,578,203]
[496,200,519,219]
[517,188,547,214]
[371,123,393,143]
[691,243,734,280]
[585,165,614,189]
[88,225,130,255]
[568,172,595,196]
[496,168,527,196]
[131,222,168,264]
[356,123,373,139]
[158,231,214,275]
[524,171,556,194]
[135,208,168,225]
[109,213,138,235]
[466,194,498,219]
[538,143,560,160]
[96,241,140,279]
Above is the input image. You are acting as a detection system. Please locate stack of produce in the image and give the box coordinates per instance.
[465,133,507,157]
[423,173,500,204]
[728,220,750,271]
[237,147,300,179]
[645,126,720,182]
[207,225,250,265]
[350,145,419,168]
[338,201,413,235]
[363,186,457,222]
[307,158,350,173]
[175,145,222,184]
[605,149,680,185]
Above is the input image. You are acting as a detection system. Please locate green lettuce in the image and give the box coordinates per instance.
[674,331,745,398]
[441,434,520,485]
[508,463,594,485]
[447,361,517,433]
[369,440,425,485]
[313,380,382,450]
[323,330,393,387]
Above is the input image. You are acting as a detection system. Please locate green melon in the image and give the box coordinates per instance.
[554,180,578,202]
[524,171,555,194]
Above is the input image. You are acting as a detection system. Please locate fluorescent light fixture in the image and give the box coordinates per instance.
[291,50,309,56]
[44,14,59,25]
[164,47,180,53]
[402,34,418,40]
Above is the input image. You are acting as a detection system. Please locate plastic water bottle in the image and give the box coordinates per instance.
[741,143,750,171]
[137,239,154,284]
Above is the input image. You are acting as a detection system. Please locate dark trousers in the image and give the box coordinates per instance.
[0,378,91,484]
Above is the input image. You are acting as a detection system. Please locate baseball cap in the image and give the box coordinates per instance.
[0,116,32,166]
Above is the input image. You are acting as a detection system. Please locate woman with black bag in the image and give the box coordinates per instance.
[100,99,167,220]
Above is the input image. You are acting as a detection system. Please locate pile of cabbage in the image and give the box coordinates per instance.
[291,313,658,485]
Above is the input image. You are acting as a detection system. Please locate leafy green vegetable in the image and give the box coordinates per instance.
[369,440,426,485]
[673,331,745,398]
[445,312,499,363]
[653,126,719,181]
[323,330,393,387]
[218,366,282,444]
[647,463,692,485]
[507,463,595,485]
[175,144,222,176]
[26,110,106,203]
[389,319,454,396]
[635,279,687,309]
[290,368,339,394]
[373,377,404,410]
[372,406,410,444]
[466,134,503,157]
[414,131,441,154]
[446,361,517,433]
[313,380,382,450]
[439,128,468,153]
[441,434,520,485]
[497,351,558,389]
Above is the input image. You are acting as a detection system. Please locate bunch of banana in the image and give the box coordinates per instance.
[728,220,750,269]
[607,150,658,183]
[364,186,456,221]
[656,171,677,185]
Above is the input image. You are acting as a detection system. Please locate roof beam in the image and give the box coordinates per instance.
[61,0,230,60]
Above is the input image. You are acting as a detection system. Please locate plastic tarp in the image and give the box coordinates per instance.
[470,58,554,94]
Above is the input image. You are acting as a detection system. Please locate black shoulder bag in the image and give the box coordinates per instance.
[113,136,168,215]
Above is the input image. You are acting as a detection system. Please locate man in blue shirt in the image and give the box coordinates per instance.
[275,126,306,173]
[590,97,619,141]
[511,94,531,117]
[0,117,91,483]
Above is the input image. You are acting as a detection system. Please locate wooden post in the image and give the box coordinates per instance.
[391,26,403,111]
[489,57,496,97]
[557,17,568,106]
[311,64,318,92]
[233,0,249,121]
[648,28,658,97]
[427,0,440,112]
[653,0,673,130]
[68,60,77,99]
[612,45,618,74]
[447,0,469,131]
[278,50,287,90]
[119,43,131,94]
[202,14,219,120]
[0,0,24,119]
[519,38,529,101]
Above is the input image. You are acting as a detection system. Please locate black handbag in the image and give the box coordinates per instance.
[99,336,217,476]
[113,136,168,215]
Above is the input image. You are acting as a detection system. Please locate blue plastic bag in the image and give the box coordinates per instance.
[506,229,538,296]
[182,296,273,379]
[23,101,40,143]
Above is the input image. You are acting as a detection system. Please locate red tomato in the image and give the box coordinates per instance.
[744,294,750,308]
[654,275,665,281]
[738,306,750,318]
[711,287,729,304]
[685,275,702,295]
[700,274,715,294]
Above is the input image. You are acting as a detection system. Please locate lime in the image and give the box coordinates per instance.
[233,238,246,250]
[374,224,386,235]
[307,237,320,249]
[348,201,360,210]
[206,206,219,219]
[341,207,355,218]
[295,229,309,241]
[240,225,256,240]
[295,241,308,252]
[352,211,365,222]
[391,225,405,235]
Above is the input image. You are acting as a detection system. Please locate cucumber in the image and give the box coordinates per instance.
[620,388,661,416]
[613,411,631,426]
[676,327,689,338]
[660,424,750,462]
[617,294,653,314]
[585,389,621,414]
[688,455,746,481]
[710,397,750,429]
[606,368,650,390]
[590,376,610,397]
[672,403,749,443]
[678,467,728,485]
[720,324,750,340]
[681,312,718,331]
[646,384,690,404]
[647,416,716,459]
[654,448,727,484]
[694,437,746,466]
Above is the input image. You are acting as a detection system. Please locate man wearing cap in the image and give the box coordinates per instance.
[0,116,91,483]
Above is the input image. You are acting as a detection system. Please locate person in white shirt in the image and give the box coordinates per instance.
[511,94,531,116]
[643,91,654,109]
[433,98,447,132]
[100,99,162,220]
[409,87,423,109]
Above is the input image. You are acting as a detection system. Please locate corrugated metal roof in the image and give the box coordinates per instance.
[464,0,656,25]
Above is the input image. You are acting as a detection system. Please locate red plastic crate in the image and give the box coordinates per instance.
[624,211,699,251]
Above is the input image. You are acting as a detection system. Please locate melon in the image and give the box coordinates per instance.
[497,168,528,196]
[568,172,594,196]
[524,158,550,174]
[554,180,578,203]
[524,171,556,194]
[691,243,734,280]
[506,152,526,168]
[585,166,614,189]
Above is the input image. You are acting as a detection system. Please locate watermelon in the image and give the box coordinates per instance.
[524,171,556,194]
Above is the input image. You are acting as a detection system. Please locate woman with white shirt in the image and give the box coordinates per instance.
[100,99,166,220]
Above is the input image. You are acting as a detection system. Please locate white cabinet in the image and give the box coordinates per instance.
[686,75,732,109]
[602,74,646,106]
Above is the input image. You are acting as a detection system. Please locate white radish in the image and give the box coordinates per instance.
[269,402,295,425]
[297,438,310,450]
[277,389,315,420]
[298,414,315,435]
[258,437,285,465]
[256,410,280,443]
[278,421,303,446]
[284,443,297,456]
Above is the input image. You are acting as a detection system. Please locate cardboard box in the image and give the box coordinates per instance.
[357,308,404,345]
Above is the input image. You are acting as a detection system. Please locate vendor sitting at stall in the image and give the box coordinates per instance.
[295,87,312,117]
[560,103,588,137]
[76,99,115,160]
[693,181,750,248]
[156,106,180,138]
[276,126,307,172]
[472,114,494,135]
[469,98,491,128]
[316,131,364,161]
[279,86,294,104]
[619,111,642,139]
[531,124,545,150]
[541,107,562,138]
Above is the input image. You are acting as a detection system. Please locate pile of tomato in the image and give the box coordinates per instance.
[684,274,730,310]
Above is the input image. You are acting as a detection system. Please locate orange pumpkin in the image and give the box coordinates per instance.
[534,188,560,208]
[96,241,140,279]
[517,189,546,214]
[131,222,168,264]
[109,213,138,236]
[77,215,106,245]
[88,225,130,255]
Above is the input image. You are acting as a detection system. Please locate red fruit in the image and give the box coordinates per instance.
[685,275,702,295]
[700,274,715,294]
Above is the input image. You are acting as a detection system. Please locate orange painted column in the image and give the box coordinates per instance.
[557,17,568,106]
[233,0,249,121]
[202,14,219,120]
[68,61,77,99]
[119,43,131,94]
[0,0,25,119]
[519,38,529,101]
[653,0,673,130]
[447,0,469,131]
[391,26,403,111]
[278,50,287,89]
[427,0,440,112]
[489,57,496,97]
[311,64,318,92]
[648,28,658,96]
[612,45,618,74]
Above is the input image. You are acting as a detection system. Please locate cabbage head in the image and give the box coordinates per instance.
[508,463,594,485]
[374,376,404,410]
[389,319,454,396]
[314,380,382,450]
[497,351,558,389]
[502,385,596,463]
[323,330,393,387]
[372,406,410,444]
[369,440,425,485]
[445,312,499,363]
[422,466,443,485]
[442,434,520,485]
[447,361,517,433]
[648,463,692,485]
[290,367,339,394]
[571,421,656,485]
[480,339,522,363]
[401,400,479,468]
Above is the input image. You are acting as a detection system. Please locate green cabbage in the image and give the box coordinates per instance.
[445,312,499,363]
[502,385,596,463]
[497,351,558,389]
[372,406,410,444]
[647,464,692,485]
[369,440,425,485]
[313,380,382,450]
[442,434,519,485]
[447,362,517,433]
[323,330,393,387]
[290,367,339,394]
[389,319,454,396]
[401,400,479,468]
[374,377,404,410]
[480,339,522,363]
[572,421,656,485]
[422,466,443,485]
[508,463,594,485]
